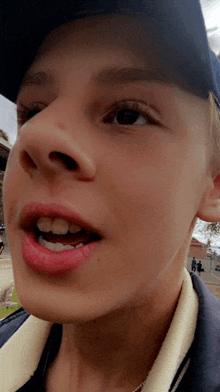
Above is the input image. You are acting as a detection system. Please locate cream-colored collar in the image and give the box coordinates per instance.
[0,316,52,391]
[142,268,199,392]
[0,268,198,392]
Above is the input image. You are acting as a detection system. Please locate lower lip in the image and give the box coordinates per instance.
[22,233,97,276]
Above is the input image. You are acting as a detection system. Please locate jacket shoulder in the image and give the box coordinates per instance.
[0,307,30,348]
[176,271,220,391]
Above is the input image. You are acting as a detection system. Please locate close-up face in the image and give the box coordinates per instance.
[3,16,212,323]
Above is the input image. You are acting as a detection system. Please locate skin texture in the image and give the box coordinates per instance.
[3,16,220,392]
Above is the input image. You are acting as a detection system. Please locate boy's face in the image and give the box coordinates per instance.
[3,18,212,322]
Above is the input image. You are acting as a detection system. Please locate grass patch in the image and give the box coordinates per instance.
[0,305,21,319]
[0,288,21,319]
[11,289,20,304]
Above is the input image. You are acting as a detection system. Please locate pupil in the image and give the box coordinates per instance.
[117,109,139,125]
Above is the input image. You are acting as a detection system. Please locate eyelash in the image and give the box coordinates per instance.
[16,100,161,128]
[17,102,43,127]
[104,101,161,127]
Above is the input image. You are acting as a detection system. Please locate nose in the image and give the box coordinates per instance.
[17,121,96,182]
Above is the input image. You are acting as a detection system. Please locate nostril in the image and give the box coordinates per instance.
[49,151,78,171]
[20,150,37,171]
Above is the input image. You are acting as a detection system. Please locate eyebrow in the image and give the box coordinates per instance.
[18,66,167,96]
[18,70,56,92]
[93,67,168,86]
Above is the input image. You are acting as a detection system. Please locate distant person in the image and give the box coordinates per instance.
[0,235,4,257]
[197,261,202,276]
[191,257,197,272]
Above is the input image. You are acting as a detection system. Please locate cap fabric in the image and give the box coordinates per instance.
[1,0,220,103]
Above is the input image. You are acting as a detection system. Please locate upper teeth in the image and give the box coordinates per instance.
[37,217,82,235]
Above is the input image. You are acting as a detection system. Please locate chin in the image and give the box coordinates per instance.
[18,293,116,325]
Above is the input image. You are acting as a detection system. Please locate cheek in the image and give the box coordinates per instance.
[102,145,206,250]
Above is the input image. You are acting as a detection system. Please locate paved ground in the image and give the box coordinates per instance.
[199,271,220,285]
[0,250,12,266]
[0,257,14,305]
[0,267,13,284]
[0,252,13,283]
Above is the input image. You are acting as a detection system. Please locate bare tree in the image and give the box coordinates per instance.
[203,222,220,237]
[0,283,14,304]
[194,217,220,238]
[207,238,212,248]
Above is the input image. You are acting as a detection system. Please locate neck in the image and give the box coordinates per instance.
[46,268,184,392]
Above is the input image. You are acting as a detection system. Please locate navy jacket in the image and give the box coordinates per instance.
[1,271,220,391]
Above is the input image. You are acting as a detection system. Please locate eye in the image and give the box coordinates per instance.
[112,109,146,125]
[17,102,44,127]
[104,101,161,127]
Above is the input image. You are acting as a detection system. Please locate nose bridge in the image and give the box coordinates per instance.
[18,105,96,181]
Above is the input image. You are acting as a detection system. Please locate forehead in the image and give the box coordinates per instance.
[18,15,210,130]
[35,17,166,81]
[21,15,198,97]
[39,15,153,53]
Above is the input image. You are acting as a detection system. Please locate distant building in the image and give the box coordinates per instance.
[0,137,11,170]
[188,237,209,259]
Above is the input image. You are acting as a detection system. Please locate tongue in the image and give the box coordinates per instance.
[44,231,94,247]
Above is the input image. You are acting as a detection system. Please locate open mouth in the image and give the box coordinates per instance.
[34,217,100,252]
[20,203,101,275]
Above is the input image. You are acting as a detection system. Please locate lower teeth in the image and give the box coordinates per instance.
[38,235,84,251]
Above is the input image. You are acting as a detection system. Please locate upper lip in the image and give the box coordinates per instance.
[19,202,101,236]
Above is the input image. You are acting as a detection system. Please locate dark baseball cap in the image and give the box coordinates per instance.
[1,0,220,103]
